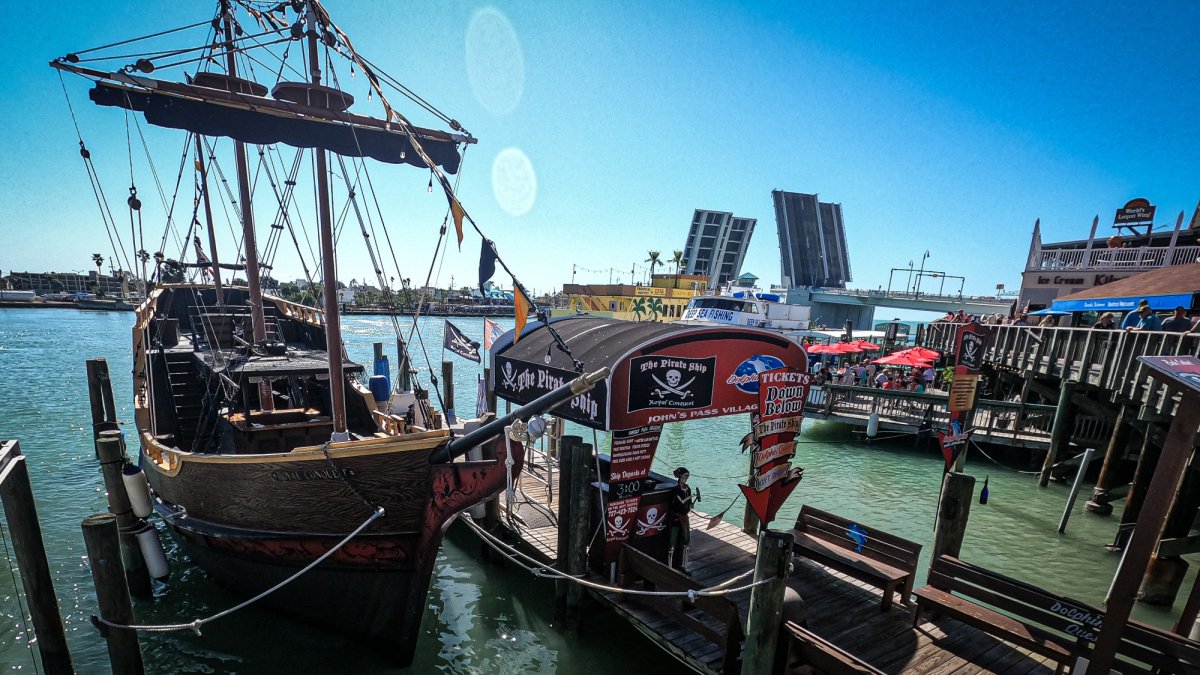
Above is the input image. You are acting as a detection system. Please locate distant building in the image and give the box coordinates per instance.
[772,190,852,289]
[557,274,709,323]
[3,270,139,297]
[681,209,756,288]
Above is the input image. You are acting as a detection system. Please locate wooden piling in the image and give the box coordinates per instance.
[555,435,583,621]
[742,530,793,675]
[933,472,975,560]
[0,442,74,674]
[82,513,144,675]
[484,366,498,418]
[1039,379,1080,487]
[1086,405,1130,515]
[565,438,593,632]
[86,359,120,435]
[1112,427,1161,550]
[396,336,412,392]
[441,360,456,423]
[95,432,152,598]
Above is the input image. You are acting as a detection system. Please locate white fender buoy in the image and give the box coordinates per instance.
[122,463,154,519]
[136,522,170,581]
[866,412,880,438]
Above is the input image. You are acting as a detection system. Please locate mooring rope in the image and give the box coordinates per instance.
[92,506,383,634]
[460,514,776,599]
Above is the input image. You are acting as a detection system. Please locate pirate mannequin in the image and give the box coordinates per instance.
[667,467,701,571]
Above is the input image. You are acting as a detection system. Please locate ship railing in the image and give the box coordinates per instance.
[926,322,1200,414]
[272,297,324,327]
[1027,244,1200,272]
[808,384,1057,446]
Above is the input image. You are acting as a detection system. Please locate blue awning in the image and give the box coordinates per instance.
[1052,293,1197,312]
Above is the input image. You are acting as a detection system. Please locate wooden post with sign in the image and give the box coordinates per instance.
[0,441,74,675]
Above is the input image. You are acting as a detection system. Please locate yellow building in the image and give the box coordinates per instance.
[554,273,709,322]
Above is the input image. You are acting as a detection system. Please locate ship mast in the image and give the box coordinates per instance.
[221,0,273,411]
[194,135,224,307]
[305,0,349,438]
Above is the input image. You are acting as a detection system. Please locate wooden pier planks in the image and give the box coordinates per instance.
[495,470,1057,674]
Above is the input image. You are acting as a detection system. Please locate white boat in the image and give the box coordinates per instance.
[678,285,812,330]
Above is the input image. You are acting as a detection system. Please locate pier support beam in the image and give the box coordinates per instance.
[743,530,793,675]
[1138,461,1200,606]
[1111,426,1161,551]
[0,442,74,675]
[1086,405,1131,515]
[1040,379,1080,487]
[933,472,975,561]
[441,360,455,424]
[82,513,144,675]
[556,435,592,631]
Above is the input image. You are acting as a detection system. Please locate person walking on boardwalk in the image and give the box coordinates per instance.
[1120,299,1151,329]
[667,467,700,572]
[1125,303,1162,331]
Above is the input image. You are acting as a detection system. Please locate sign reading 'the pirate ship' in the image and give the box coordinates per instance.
[739,367,809,526]
[627,355,716,412]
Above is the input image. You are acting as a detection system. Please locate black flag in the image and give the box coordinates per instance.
[443,320,481,363]
[478,238,497,293]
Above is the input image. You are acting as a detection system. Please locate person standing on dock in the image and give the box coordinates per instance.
[1093,312,1117,329]
[667,467,700,572]
[1125,303,1162,331]
[1120,299,1151,329]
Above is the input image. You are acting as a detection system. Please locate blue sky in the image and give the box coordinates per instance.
[3,1,1197,302]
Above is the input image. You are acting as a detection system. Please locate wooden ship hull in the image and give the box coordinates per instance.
[130,284,519,663]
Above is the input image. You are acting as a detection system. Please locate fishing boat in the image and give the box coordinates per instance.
[52,1,601,664]
[678,283,812,330]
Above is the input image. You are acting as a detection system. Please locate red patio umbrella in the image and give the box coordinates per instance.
[829,342,862,354]
[873,353,932,368]
[851,340,881,351]
[894,346,940,361]
[805,344,834,354]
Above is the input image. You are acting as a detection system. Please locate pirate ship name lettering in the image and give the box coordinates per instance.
[753,416,803,440]
[498,360,601,422]
[753,441,796,468]
[271,467,356,481]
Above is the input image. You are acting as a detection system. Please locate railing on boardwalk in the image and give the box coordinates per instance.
[805,384,1059,448]
[925,322,1200,416]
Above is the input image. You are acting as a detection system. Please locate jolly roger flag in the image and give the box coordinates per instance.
[478,239,497,293]
[443,320,481,363]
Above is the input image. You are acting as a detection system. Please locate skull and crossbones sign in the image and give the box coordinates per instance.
[636,507,667,536]
[652,369,695,399]
[609,514,631,537]
[502,362,518,389]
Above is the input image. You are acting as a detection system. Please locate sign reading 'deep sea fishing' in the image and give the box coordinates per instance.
[739,367,809,526]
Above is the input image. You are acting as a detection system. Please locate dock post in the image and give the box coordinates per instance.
[1086,405,1130,515]
[566,438,593,632]
[82,513,144,675]
[396,336,412,391]
[1111,426,1161,550]
[441,360,456,423]
[933,472,975,560]
[555,435,587,623]
[478,367,501,537]
[86,358,120,438]
[1138,463,1200,606]
[0,442,74,674]
[1057,447,1096,534]
[1039,379,1080,487]
[95,432,152,598]
[742,530,793,675]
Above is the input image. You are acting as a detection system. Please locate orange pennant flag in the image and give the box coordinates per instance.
[513,285,530,343]
[447,193,465,250]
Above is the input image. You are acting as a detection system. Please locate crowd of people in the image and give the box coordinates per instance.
[935,303,1200,332]
[811,360,941,392]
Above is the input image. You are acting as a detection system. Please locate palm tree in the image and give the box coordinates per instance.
[671,250,684,286]
[645,250,661,282]
[631,297,647,321]
[91,253,105,297]
[647,297,664,321]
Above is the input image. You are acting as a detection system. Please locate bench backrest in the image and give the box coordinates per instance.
[618,545,743,674]
[796,505,922,573]
[784,621,886,675]
[928,556,1200,674]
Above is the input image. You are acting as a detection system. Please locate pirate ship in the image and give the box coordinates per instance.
[52,0,601,664]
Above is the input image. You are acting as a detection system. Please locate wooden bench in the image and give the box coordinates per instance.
[782,621,885,674]
[788,505,922,611]
[915,555,1200,674]
[617,544,743,674]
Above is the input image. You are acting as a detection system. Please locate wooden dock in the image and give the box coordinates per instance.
[494,469,1058,674]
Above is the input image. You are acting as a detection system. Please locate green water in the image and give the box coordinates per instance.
[0,309,1193,672]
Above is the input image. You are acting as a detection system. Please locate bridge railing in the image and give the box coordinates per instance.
[926,322,1200,413]
[806,384,1057,447]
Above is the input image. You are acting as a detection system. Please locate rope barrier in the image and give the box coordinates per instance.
[459,514,776,599]
[93,506,384,634]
